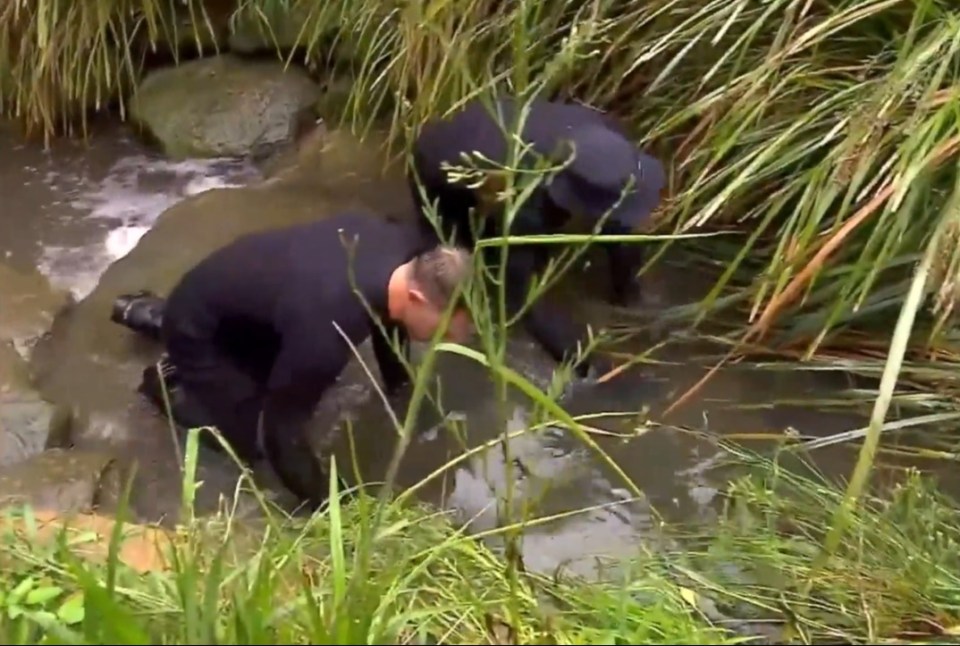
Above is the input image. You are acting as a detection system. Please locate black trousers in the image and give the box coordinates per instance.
[158,330,267,463]
[133,300,333,510]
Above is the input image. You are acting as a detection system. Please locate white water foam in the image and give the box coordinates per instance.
[37,155,261,299]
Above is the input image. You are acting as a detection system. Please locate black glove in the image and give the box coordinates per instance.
[565,355,666,411]
[381,381,451,441]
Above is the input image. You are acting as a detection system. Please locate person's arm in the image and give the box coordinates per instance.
[260,327,348,512]
[502,244,598,379]
[370,322,412,396]
[496,200,596,378]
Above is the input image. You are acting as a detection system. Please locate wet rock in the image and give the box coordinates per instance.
[0,262,72,357]
[0,448,124,515]
[129,54,322,159]
[0,341,73,468]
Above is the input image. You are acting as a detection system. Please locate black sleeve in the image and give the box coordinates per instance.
[260,323,349,511]
[504,245,594,378]
[370,322,412,396]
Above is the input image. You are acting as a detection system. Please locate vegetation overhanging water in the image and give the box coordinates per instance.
[2,0,960,642]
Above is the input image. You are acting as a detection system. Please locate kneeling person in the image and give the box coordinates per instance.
[110,212,474,511]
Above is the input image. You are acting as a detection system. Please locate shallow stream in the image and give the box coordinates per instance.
[1,117,953,580]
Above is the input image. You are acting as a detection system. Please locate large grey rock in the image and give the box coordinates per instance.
[0,448,124,515]
[0,341,72,469]
[129,55,322,159]
[0,262,71,358]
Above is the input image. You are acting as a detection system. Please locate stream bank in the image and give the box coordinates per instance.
[0,456,956,644]
[0,44,957,584]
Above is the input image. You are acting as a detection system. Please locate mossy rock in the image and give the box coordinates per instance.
[129,54,322,159]
[0,448,124,515]
[0,341,73,469]
[0,261,72,358]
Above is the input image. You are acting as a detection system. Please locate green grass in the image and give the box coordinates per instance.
[0,428,725,645]
[0,499,724,644]
[663,447,960,644]
[1,430,959,644]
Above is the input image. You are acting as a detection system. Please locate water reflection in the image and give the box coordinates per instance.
[324,342,717,579]
[443,406,660,580]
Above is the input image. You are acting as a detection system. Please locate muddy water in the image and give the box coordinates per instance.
[0,121,260,301]
[0,120,948,580]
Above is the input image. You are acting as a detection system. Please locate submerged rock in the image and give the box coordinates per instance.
[0,448,123,515]
[129,54,322,159]
[0,262,72,358]
[0,341,72,468]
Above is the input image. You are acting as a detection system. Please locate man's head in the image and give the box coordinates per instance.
[388,245,474,343]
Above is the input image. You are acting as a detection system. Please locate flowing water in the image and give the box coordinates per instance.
[1,117,954,581]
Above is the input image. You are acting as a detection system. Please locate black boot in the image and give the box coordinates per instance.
[111,290,166,341]
[139,357,213,433]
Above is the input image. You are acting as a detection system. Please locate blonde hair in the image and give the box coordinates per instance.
[409,245,473,308]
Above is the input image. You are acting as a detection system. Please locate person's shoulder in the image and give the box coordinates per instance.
[276,211,384,242]
[416,97,512,146]
[320,210,405,237]
[297,212,421,260]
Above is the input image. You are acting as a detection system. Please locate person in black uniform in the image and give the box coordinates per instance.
[109,212,474,511]
[409,96,666,377]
